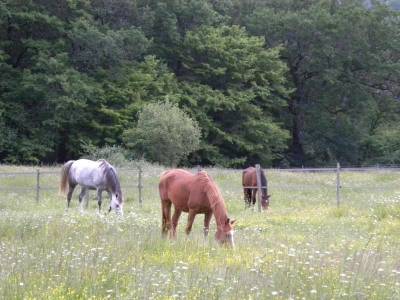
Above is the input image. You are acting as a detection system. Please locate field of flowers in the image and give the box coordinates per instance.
[0,165,399,299]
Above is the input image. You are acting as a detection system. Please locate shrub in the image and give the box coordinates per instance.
[81,145,130,167]
[123,101,201,166]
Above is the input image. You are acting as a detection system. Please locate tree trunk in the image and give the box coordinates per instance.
[289,65,306,166]
[289,97,305,166]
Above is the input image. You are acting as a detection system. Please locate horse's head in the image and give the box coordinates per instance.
[216,218,236,247]
[109,191,124,216]
[261,191,271,210]
[104,166,124,216]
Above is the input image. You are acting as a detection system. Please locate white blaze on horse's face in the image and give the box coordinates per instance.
[226,230,235,248]
[110,192,123,216]
[222,218,236,248]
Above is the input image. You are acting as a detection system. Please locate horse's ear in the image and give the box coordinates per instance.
[225,218,236,227]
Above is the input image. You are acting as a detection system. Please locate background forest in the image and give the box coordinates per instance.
[0,0,399,167]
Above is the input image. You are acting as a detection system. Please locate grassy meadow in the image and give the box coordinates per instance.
[0,165,400,299]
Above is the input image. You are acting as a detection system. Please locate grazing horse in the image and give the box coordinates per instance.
[242,166,270,210]
[159,169,236,247]
[60,159,123,215]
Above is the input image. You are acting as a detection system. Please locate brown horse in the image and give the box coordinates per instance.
[242,167,270,210]
[159,169,236,246]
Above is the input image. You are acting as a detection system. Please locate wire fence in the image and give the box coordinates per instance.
[0,167,143,205]
[0,164,399,209]
[204,164,400,209]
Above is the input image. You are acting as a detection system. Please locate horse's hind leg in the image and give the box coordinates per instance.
[251,189,257,206]
[85,191,90,209]
[185,209,196,235]
[171,208,182,239]
[78,187,88,211]
[244,189,251,208]
[161,200,172,238]
[66,185,76,208]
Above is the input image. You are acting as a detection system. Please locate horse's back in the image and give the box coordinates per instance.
[160,169,193,185]
[159,169,193,190]
[70,159,105,187]
[242,167,256,186]
[159,169,195,209]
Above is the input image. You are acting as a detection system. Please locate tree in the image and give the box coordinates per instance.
[179,25,290,166]
[123,101,201,166]
[0,0,103,163]
[0,0,150,163]
[1,0,399,167]
[245,0,400,166]
[101,56,182,145]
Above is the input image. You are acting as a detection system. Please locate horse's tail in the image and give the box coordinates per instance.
[242,169,246,187]
[59,160,75,195]
[159,175,171,237]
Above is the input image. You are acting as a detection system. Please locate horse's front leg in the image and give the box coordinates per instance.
[97,189,103,212]
[204,212,212,238]
[107,191,112,213]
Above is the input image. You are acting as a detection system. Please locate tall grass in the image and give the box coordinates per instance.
[0,166,399,299]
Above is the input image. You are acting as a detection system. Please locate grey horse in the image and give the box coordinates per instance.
[60,159,123,215]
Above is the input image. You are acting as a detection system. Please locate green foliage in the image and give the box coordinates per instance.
[99,56,182,145]
[0,0,399,167]
[179,25,290,166]
[81,144,130,167]
[362,125,400,164]
[245,0,400,166]
[70,18,149,73]
[123,101,201,166]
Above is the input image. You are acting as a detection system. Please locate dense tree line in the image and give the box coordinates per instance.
[0,0,399,167]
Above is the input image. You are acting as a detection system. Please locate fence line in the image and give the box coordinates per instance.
[268,167,400,172]
[0,167,142,203]
[1,165,399,206]
[2,166,398,177]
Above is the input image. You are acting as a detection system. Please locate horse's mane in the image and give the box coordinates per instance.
[259,168,269,201]
[196,171,229,227]
[99,160,122,200]
[197,171,226,211]
[260,168,267,189]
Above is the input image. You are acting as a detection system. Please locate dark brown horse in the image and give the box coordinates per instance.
[159,169,236,246]
[242,167,270,210]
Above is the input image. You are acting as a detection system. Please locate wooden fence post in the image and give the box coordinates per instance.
[255,164,262,212]
[36,169,40,202]
[336,162,341,207]
[138,165,143,207]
